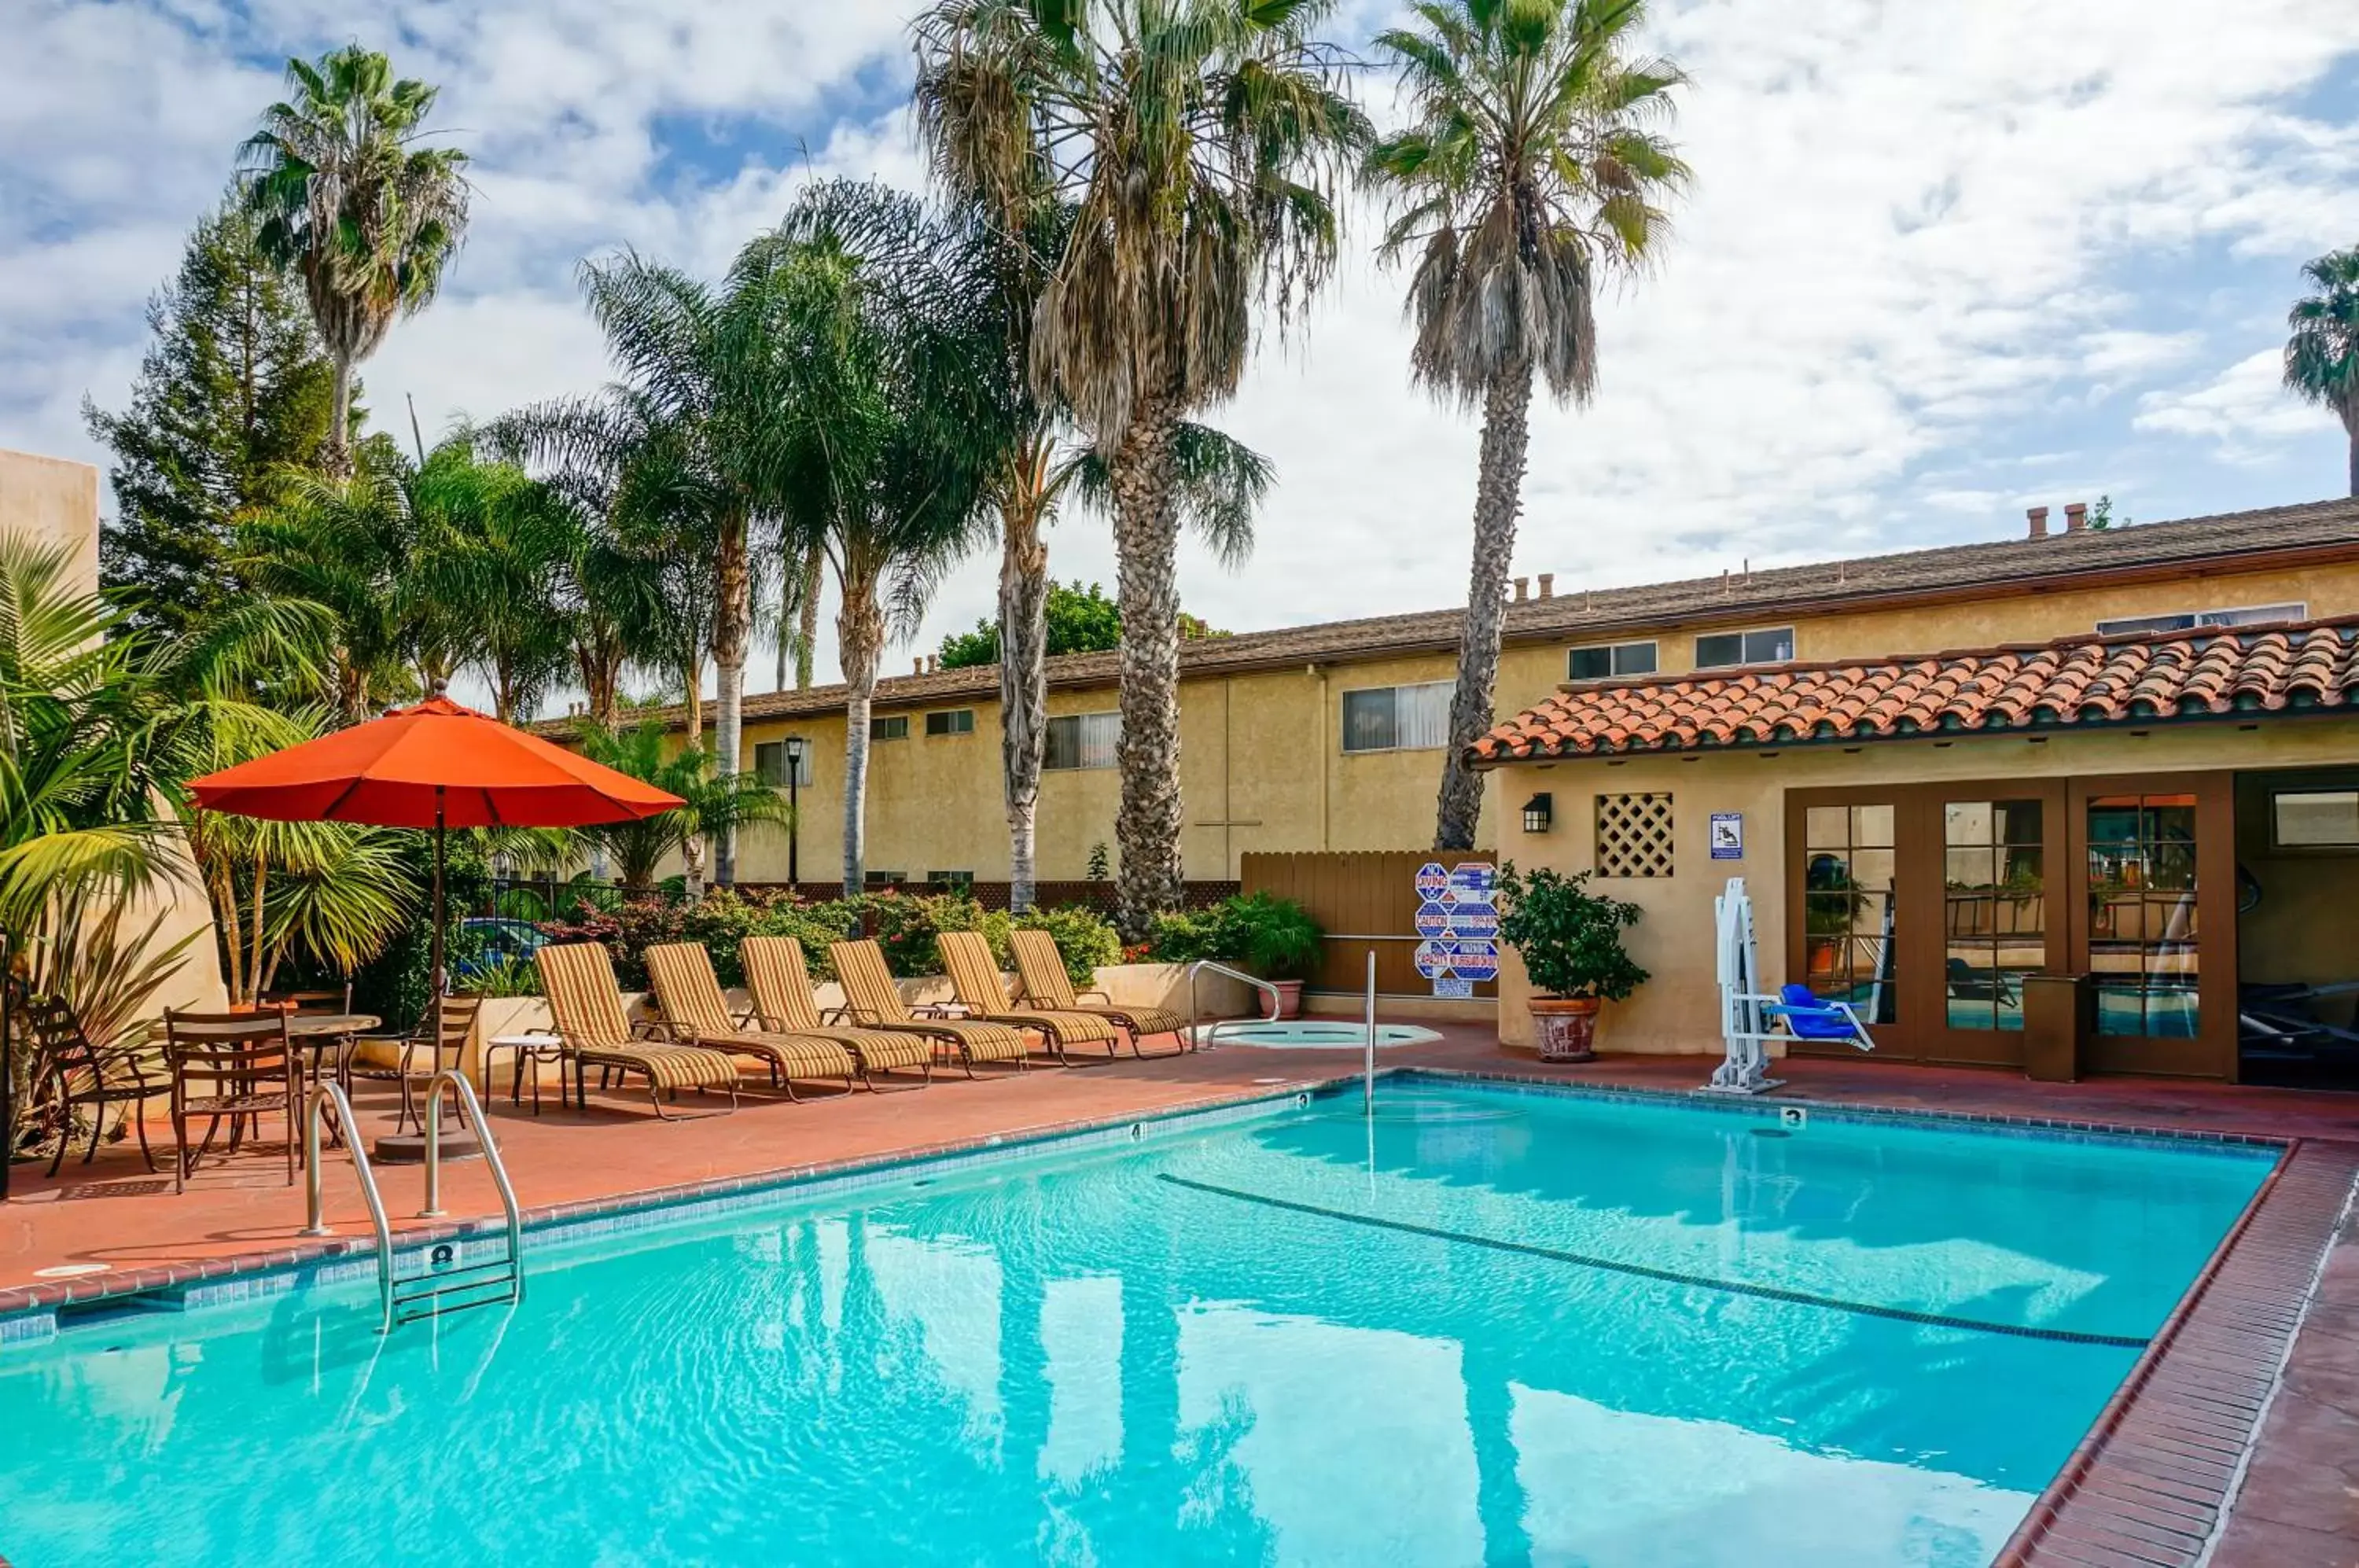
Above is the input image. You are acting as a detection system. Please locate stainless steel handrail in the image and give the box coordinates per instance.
[1187,959,1283,1049]
[298,1082,397,1331]
[421,1070,525,1310]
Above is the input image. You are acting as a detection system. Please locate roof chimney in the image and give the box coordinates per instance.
[2026,505,2048,539]
[1536,572,1555,599]
[2064,501,2088,533]
[912,657,924,675]
[927,654,939,674]
[1512,576,1529,602]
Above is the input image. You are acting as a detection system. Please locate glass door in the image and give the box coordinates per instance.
[1792,799,1901,1058]
[2070,775,2236,1078]
[1920,790,2063,1068]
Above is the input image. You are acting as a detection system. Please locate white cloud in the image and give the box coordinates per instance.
[2133,348,2328,458]
[3,0,2357,701]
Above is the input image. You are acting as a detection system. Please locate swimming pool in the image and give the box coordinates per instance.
[0,1080,2270,1566]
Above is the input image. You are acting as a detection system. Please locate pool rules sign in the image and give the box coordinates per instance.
[1415,860,1498,999]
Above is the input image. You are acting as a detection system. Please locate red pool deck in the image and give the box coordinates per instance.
[3,1027,2355,1564]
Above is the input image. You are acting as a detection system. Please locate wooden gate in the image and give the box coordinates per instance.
[1241,851,1500,998]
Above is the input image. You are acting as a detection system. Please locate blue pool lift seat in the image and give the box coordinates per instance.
[1765,984,1876,1046]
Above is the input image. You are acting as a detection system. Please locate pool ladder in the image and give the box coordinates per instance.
[300,1072,524,1334]
[1185,960,1283,1048]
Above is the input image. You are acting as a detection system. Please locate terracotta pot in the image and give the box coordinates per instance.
[1268,979,1305,1021]
[1529,996,1601,1063]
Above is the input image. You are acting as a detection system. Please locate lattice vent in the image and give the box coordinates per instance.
[1595,793,1675,878]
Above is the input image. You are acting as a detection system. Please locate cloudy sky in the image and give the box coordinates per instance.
[6,0,2358,698]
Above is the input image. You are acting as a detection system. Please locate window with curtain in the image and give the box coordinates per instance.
[1341,681,1452,752]
[1046,712,1120,770]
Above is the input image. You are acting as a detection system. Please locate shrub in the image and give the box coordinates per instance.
[982,905,1122,986]
[1493,864,1648,1002]
[1140,893,1322,979]
[457,954,542,998]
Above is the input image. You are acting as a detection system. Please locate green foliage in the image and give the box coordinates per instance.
[86,195,337,638]
[569,721,793,890]
[456,955,542,999]
[1086,841,1111,881]
[2285,248,2359,425]
[2089,495,2132,530]
[238,42,470,462]
[1143,893,1323,981]
[1494,864,1649,1003]
[534,889,1117,992]
[940,580,1232,668]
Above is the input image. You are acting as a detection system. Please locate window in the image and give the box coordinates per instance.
[1046,712,1120,771]
[2274,789,2359,848]
[1801,802,1899,1025]
[1341,681,1452,753]
[870,715,909,742]
[2086,793,2201,1039]
[864,870,907,887]
[2096,602,2306,636]
[926,709,976,737]
[753,739,813,788]
[1566,641,1658,682]
[926,870,975,888]
[1694,627,1794,669]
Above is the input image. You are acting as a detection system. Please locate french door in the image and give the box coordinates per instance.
[1783,773,2235,1076]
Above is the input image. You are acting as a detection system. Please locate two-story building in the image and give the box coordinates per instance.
[589,494,2359,1083]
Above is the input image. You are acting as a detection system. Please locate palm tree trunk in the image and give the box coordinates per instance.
[838,568,886,897]
[326,352,355,477]
[682,650,704,746]
[1434,358,1534,852]
[795,540,823,689]
[579,636,622,728]
[1109,399,1185,941]
[999,452,1053,914]
[711,510,750,887]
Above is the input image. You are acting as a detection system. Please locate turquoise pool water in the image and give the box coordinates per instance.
[0,1082,2269,1566]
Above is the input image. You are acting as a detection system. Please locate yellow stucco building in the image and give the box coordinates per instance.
[586,494,2359,1084]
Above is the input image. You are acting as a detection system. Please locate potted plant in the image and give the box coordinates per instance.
[1217,893,1323,1019]
[1495,865,1648,1062]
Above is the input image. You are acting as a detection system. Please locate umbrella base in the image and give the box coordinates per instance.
[371,1132,484,1165]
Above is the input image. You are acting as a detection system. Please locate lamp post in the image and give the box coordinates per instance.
[783,735,806,888]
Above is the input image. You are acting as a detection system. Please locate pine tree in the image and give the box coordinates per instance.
[84,195,338,635]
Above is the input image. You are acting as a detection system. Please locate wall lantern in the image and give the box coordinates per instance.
[1522,793,1554,834]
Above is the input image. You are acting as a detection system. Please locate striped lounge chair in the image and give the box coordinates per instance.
[937,931,1125,1066]
[739,937,937,1088]
[535,941,741,1118]
[644,943,859,1101]
[1008,928,1191,1056]
[827,939,1033,1077]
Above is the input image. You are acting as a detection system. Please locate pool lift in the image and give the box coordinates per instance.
[300,1071,524,1333]
[1705,876,1875,1095]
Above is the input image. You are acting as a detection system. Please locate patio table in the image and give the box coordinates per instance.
[484,1032,566,1116]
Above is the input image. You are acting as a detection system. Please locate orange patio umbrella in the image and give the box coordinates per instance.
[188,694,682,996]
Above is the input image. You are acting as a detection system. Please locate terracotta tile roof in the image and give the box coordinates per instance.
[535,495,2359,736]
[1470,617,2359,764]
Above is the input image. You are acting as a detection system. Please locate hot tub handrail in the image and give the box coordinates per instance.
[1187,960,1283,1049]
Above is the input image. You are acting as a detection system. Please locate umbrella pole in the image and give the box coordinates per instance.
[430,789,447,1003]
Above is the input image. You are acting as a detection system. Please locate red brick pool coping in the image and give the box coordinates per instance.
[3,1047,2354,1566]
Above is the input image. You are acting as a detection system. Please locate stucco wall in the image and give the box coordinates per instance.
[0,449,226,1013]
[0,448,100,594]
[668,554,2359,889]
[1483,716,2359,1054]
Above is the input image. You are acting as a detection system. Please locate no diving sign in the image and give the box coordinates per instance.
[1411,860,1497,996]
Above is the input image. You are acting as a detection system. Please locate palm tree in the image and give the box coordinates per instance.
[242,438,510,720]
[762,186,1001,896]
[569,723,793,896]
[913,0,1366,938]
[1366,0,1687,850]
[506,250,829,885]
[2285,247,2359,498]
[415,436,577,723]
[491,395,718,734]
[238,44,470,475]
